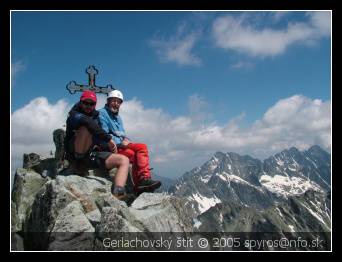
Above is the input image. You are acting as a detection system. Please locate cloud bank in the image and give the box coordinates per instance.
[11,94,331,179]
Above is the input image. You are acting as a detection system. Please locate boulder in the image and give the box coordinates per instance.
[11,168,50,232]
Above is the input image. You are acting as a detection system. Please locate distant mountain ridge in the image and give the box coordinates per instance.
[169,145,330,211]
[168,145,331,234]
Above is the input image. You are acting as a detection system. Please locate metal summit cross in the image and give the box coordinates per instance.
[66,65,115,94]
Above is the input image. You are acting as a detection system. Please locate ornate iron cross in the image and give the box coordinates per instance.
[66,65,115,94]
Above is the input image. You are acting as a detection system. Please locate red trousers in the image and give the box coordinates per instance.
[117,143,151,186]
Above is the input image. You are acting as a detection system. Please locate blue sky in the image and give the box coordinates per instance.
[11,11,331,179]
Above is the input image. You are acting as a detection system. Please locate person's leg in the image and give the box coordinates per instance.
[125,143,161,193]
[69,126,93,175]
[74,126,93,155]
[126,143,151,181]
[104,153,129,188]
[117,148,140,186]
[117,148,135,162]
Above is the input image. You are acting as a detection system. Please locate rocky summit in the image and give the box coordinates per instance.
[11,167,196,251]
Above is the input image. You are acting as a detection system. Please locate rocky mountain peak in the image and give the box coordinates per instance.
[11,165,197,250]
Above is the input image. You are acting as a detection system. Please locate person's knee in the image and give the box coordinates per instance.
[118,149,135,161]
[136,143,147,151]
[74,126,92,153]
[106,154,129,169]
[78,126,90,135]
[74,127,91,143]
[120,155,130,166]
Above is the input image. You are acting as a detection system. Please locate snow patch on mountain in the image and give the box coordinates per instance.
[288,225,295,232]
[189,192,221,213]
[207,156,219,171]
[305,156,318,168]
[275,207,284,218]
[200,175,211,184]
[216,172,263,192]
[193,218,202,229]
[299,202,330,230]
[276,158,284,166]
[259,174,323,197]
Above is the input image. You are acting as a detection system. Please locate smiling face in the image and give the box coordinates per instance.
[80,99,96,114]
[107,97,123,114]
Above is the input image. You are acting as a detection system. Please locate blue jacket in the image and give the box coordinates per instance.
[98,105,127,146]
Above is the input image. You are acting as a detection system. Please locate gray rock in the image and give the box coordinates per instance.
[97,207,142,233]
[129,193,194,232]
[47,201,95,251]
[11,233,24,251]
[11,167,197,250]
[52,201,95,232]
[130,192,166,209]
[11,168,49,232]
[85,208,102,226]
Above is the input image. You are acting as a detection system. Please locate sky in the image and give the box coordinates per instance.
[11,11,331,181]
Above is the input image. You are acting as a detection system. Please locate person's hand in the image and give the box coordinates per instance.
[121,138,131,147]
[108,139,117,153]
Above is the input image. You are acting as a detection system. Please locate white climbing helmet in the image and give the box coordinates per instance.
[107,89,124,102]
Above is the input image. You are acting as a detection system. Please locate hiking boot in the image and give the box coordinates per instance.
[111,185,137,205]
[112,186,128,201]
[136,179,161,193]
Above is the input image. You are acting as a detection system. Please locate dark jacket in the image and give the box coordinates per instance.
[64,102,111,155]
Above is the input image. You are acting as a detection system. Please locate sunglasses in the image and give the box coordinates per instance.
[82,101,96,107]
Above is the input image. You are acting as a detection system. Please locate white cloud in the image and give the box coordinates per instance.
[11,97,70,177]
[11,94,331,180]
[212,11,331,57]
[11,60,26,86]
[307,11,331,37]
[150,26,201,66]
[260,95,331,150]
[11,97,69,145]
[120,94,330,173]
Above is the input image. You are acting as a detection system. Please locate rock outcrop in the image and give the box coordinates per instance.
[11,166,197,251]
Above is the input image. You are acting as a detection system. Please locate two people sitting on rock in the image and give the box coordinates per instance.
[64,90,161,200]
[98,90,161,194]
[64,90,129,200]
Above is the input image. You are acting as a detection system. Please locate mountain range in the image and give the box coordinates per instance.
[167,145,331,235]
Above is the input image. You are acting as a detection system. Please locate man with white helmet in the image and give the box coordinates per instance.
[99,89,161,194]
